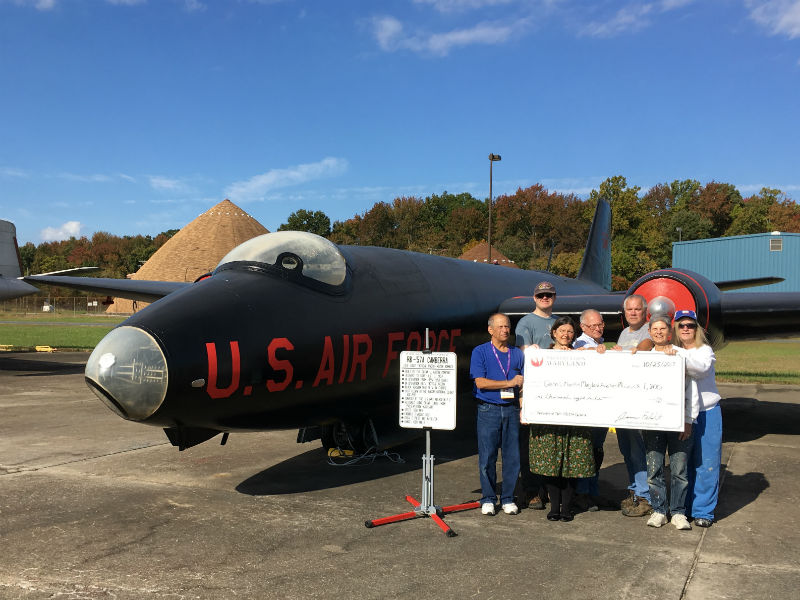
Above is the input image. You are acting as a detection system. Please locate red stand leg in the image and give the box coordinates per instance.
[364,496,480,537]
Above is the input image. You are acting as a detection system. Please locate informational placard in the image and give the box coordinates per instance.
[399,351,457,430]
[521,348,685,432]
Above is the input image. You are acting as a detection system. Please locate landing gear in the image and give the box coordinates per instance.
[320,420,378,455]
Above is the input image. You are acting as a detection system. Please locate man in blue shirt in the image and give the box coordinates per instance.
[470,313,525,515]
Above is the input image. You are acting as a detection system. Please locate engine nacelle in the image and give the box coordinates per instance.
[627,268,725,348]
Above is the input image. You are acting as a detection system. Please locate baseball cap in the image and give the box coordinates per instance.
[534,281,556,295]
[673,309,697,321]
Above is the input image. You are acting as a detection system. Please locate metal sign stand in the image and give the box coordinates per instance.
[364,329,480,537]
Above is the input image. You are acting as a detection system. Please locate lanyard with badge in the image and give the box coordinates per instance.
[491,345,516,400]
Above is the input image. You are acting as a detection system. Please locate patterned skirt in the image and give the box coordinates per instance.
[529,424,596,478]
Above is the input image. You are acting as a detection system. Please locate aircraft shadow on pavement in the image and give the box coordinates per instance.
[236,426,479,496]
[721,397,800,442]
[0,354,86,376]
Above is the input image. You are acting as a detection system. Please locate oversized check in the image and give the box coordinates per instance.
[521,348,685,432]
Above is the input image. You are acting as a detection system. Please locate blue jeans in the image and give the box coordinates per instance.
[687,405,723,521]
[643,428,693,516]
[477,402,520,505]
[617,428,650,501]
[577,427,607,496]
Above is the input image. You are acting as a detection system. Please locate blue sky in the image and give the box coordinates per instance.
[1,0,799,246]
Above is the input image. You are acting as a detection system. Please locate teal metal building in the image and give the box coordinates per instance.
[672,232,800,293]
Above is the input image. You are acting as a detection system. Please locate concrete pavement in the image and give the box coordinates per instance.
[1,352,798,599]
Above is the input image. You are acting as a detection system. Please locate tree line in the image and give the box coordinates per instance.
[324,176,799,289]
[20,176,800,295]
[19,230,178,296]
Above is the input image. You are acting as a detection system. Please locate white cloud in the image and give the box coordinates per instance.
[57,172,115,183]
[5,0,55,10]
[373,16,405,51]
[747,0,800,38]
[371,15,521,56]
[0,166,29,178]
[224,157,349,202]
[40,220,81,242]
[148,176,188,192]
[427,21,517,54]
[182,0,205,12]
[54,172,138,184]
[660,0,694,10]
[413,0,517,13]
[9,0,205,10]
[578,3,655,37]
[736,182,800,194]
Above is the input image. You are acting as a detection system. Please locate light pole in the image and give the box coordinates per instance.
[488,153,501,263]
[676,227,682,242]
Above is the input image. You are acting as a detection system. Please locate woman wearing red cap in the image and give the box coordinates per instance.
[673,310,722,528]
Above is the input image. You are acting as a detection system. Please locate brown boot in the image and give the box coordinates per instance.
[620,490,635,510]
[528,495,545,510]
[621,497,653,517]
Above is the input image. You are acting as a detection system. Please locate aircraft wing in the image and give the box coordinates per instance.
[23,275,190,303]
[714,277,784,291]
[0,277,39,301]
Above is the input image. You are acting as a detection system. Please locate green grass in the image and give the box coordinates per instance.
[0,313,127,350]
[0,313,128,324]
[715,339,800,385]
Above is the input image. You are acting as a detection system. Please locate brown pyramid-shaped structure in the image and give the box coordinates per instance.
[459,241,518,268]
[107,199,269,313]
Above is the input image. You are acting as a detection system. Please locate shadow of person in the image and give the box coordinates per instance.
[715,471,770,521]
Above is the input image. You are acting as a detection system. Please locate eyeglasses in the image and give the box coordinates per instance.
[678,322,698,330]
[583,322,604,329]
[535,293,555,299]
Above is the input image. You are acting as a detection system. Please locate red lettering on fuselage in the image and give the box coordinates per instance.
[381,329,461,378]
[313,336,336,387]
[383,331,405,377]
[206,341,240,399]
[338,334,350,384]
[436,330,449,351]
[266,338,294,392]
[406,331,422,351]
[347,334,372,382]
[449,328,461,352]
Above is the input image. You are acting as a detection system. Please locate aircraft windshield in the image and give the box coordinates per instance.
[216,231,347,286]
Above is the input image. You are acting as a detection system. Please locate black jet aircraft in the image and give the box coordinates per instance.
[25,201,800,453]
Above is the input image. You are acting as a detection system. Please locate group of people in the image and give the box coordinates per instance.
[469,283,722,529]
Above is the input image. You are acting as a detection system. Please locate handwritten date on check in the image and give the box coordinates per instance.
[521,349,685,432]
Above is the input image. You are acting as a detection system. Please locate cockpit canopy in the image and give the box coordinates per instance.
[215,231,347,287]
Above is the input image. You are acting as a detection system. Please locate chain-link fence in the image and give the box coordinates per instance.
[0,296,132,316]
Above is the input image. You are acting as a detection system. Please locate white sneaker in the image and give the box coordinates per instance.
[481,502,496,515]
[671,514,692,530]
[647,512,668,528]
[502,502,519,515]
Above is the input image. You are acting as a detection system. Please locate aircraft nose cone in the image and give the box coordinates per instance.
[85,326,168,421]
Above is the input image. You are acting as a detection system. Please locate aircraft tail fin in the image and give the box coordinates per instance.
[0,219,24,278]
[576,199,611,291]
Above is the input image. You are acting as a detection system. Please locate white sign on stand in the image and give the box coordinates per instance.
[399,350,457,430]
[521,349,685,432]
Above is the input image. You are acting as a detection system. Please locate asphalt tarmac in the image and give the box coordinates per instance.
[1,352,798,599]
